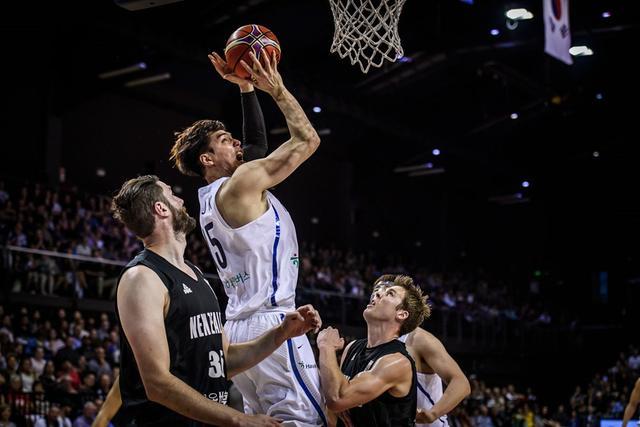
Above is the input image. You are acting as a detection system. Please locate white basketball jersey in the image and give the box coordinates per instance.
[398,334,449,427]
[198,178,299,320]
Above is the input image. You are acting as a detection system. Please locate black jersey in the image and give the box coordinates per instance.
[115,249,228,427]
[338,338,417,427]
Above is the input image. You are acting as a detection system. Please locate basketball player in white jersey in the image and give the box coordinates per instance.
[373,276,470,426]
[170,51,326,426]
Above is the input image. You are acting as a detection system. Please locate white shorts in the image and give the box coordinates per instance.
[225,311,327,427]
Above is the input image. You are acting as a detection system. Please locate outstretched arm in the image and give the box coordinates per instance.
[223,52,320,198]
[224,305,321,378]
[623,379,640,427]
[414,331,470,424]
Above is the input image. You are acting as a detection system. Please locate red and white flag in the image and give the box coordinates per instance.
[543,0,572,65]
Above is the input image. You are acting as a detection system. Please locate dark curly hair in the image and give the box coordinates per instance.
[170,119,226,177]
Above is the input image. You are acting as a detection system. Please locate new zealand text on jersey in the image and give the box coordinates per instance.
[189,311,224,339]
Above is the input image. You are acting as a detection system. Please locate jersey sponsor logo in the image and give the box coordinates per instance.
[182,283,193,294]
[203,391,228,405]
[189,311,224,339]
[297,361,318,370]
[222,271,250,289]
[290,254,299,267]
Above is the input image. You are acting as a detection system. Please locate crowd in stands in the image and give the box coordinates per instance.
[0,304,118,426]
[1,180,639,426]
[1,180,560,328]
[0,299,637,427]
[447,345,640,427]
[297,244,557,326]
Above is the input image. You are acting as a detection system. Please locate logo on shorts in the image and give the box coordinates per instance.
[182,284,193,294]
[290,254,299,267]
[297,361,317,370]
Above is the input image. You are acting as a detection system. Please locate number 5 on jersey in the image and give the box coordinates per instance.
[204,222,227,270]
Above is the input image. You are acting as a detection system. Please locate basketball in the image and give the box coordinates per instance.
[224,24,281,79]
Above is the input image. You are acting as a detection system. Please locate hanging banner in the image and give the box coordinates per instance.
[543,0,573,65]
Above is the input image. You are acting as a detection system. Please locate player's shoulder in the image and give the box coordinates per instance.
[120,265,165,291]
[409,327,442,348]
[222,161,264,196]
[371,352,413,379]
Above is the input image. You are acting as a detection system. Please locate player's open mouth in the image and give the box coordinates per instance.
[236,151,244,161]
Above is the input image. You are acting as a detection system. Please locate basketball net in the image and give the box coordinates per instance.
[329,0,407,73]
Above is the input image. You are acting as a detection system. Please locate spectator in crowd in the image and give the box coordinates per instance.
[628,349,640,371]
[77,372,97,404]
[472,405,495,427]
[71,402,96,427]
[18,358,36,393]
[31,381,52,422]
[31,347,46,377]
[39,361,58,395]
[44,329,65,356]
[5,375,30,418]
[0,404,16,427]
[87,348,111,379]
[54,338,79,368]
[34,405,68,427]
[95,374,111,402]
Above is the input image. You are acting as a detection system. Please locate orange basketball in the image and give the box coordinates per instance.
[224,25,281,79]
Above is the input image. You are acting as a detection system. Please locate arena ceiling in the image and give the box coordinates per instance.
[26,0,637,172]
[3,0,639,267]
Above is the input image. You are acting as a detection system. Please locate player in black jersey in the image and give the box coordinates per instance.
[108,175,321,427]
[317,275,430,427]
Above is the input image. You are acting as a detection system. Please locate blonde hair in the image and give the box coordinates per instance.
[374,274,431,336]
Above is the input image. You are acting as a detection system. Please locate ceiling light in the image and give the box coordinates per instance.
[569,46,594,56]
[98,62,147,79]
[506,8,533,20]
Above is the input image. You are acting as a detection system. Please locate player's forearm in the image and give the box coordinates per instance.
[146,372,243,426]
[429,376,470,418]
[273,87,320,147]
[226,324,287,377]
[318,346,347,405]
[93,376,122,426]
[622,403,637,427]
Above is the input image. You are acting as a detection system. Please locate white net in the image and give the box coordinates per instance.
[329,0,407,73]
